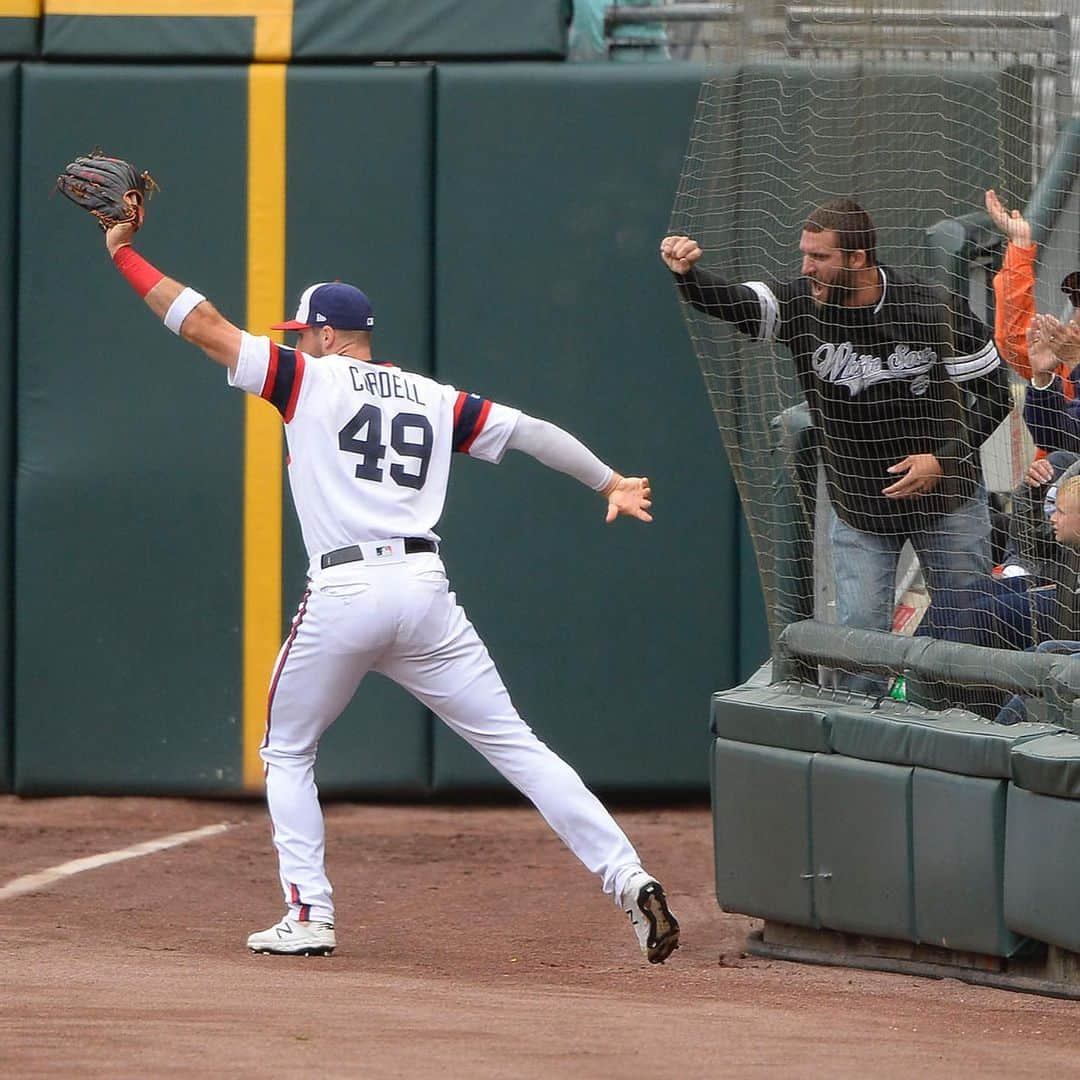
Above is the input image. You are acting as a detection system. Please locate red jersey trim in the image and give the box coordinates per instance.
[260,340,280,401]
[283,351,306,423]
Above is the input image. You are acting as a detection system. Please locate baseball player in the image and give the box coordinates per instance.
[95,214,679,965]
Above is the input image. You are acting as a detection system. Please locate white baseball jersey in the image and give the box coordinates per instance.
[228,332,521,558]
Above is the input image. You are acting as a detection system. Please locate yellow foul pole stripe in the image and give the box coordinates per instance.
[0,2,40,17]
[44,1,293,62]
[243,63,287,790]
[44,0,295,783]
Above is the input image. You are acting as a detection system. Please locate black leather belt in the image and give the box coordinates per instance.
[320,538,438,569]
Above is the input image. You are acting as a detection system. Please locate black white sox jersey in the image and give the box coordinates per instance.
[676,265,1012,534]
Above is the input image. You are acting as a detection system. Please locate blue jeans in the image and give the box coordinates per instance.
[830,492,992,695]
[995,639,1080,725]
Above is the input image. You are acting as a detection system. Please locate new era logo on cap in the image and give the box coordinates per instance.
[271,282,375,331]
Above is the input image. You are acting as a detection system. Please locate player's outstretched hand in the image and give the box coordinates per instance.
[985,189,1033,249]
[660,235,702,274]
[603,474,652,523]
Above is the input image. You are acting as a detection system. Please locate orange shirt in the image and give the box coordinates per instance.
[993,241,1074,394]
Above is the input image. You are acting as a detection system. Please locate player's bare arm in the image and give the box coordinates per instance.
[659,235,702,274]
[882,453,944,499]
[104,219,242,371]
[985,189,1034,249]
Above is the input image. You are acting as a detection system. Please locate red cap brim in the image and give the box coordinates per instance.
[269,320,311,330]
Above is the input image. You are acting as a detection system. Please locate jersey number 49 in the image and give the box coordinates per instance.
[338,403,433,490]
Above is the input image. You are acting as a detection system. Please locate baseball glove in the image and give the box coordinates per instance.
[56,152,158,232]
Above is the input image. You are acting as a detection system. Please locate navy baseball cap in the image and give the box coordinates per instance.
[271,282,375,331]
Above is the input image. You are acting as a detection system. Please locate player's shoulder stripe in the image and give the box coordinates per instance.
[262,343,306,421]
[453,391,492,452]
[283,350,306,422]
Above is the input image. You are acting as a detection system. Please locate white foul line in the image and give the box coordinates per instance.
[0,822,231,902]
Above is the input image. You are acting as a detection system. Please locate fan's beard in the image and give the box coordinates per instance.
[809,265,855,308]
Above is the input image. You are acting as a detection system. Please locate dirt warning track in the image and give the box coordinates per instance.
[1,797,1077,1078]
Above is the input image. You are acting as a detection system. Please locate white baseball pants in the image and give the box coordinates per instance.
[260,552,642,923]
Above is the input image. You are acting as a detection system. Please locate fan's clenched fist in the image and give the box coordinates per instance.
[660,235,702,275]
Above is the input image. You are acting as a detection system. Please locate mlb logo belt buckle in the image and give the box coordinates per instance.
[358,538,406,564]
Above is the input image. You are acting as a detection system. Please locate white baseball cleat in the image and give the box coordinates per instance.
[621,870,680,964]
[247,916,336,956]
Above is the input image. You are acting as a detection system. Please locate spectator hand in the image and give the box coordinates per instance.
[1028,314,1063,380]
[659,235,702,275]
[985,189,1034,249]
[883,453,944,499]
[1025,458,1055,487]
[1046,316,1080,367]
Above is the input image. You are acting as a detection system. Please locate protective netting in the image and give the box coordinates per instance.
[670,0,1080,721]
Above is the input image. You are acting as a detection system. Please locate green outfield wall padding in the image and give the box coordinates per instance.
[811,755,915,941]
[912,769,1024,957]
[42,2,570,61]
[712,738,817,927]
[0,63,16,792]
[16,65,249,794]
[1004,785,1080,954]
[1009,731,1080,800]
[43,16,253,59]
[283,66,435,795]
[828,708,1059,779]
[292,0,570,60]
[430,63,731,794]
[710,689,832,753]
[0,17,36,57]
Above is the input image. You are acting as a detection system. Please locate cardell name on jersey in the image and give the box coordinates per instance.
[348,365,426,405]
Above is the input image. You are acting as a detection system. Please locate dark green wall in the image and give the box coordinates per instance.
[283,66,435,795]
[16,66,249,793]
[12,62,739,797]
[0,64,15,792]
[14,59,1003,795]
[292,0,570,60]
[432,64,734,793]
[40,2,570,61]
[43,17,255,59]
